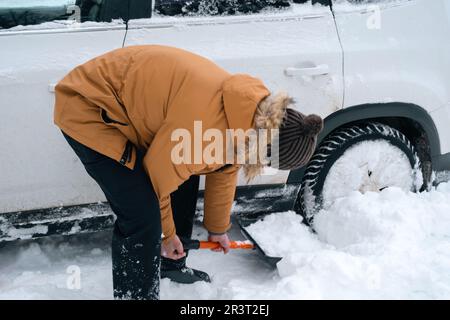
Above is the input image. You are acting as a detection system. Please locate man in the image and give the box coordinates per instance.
[54,45,322,300]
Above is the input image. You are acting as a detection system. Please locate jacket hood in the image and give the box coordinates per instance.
[222,74,292,181]
[222,74,270,131]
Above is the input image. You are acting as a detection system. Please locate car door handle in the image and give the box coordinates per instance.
[284,64,329,77]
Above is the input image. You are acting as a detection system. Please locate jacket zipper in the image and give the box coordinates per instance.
[120,141,133,165]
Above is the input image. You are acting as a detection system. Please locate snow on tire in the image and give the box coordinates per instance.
[295,122,422,225]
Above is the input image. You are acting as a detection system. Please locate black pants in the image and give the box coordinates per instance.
[62,132,199,300]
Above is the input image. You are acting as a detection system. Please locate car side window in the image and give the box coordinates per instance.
[0,0,130,30]
[154,0,309,16]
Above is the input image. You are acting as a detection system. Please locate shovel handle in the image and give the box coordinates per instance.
[180,237,254,250]
[199,241,254,250]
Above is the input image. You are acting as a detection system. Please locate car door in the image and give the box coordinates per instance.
[0,0,135,214]
[124,0,343,188]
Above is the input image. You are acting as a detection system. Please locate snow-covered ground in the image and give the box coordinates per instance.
[1,182,449,300]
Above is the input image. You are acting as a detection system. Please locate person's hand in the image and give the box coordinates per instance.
[208,233,231,254]
[161,235,186,260]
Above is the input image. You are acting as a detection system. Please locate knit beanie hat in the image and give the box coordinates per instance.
[272,108,323,170]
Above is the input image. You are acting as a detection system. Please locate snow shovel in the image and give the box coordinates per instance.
[180,237,255,250]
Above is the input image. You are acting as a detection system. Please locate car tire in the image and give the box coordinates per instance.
[295,122,422,226]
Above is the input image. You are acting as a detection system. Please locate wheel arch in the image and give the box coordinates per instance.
[287,102,441,184]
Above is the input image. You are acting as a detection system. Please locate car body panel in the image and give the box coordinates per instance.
[0,23,127,213]
[333,0,450,154]
[430,103,450,155]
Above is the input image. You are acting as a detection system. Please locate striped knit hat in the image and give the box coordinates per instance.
[274,108,323,170]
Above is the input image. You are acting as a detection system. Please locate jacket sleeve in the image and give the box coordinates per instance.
[143,124,192,243]
[203,165,240,234]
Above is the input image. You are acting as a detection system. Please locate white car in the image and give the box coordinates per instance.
[0,0,449,245]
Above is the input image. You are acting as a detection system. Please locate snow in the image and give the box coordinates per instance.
[0,223,273,299]
[1,182,449,299]
[301,135,423,218]
[3,19,125,32]
[321,140,416,209]
[245,212,317,257]
[246,183,450,299]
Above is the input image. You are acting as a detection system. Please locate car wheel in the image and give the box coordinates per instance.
[295,122,422,226]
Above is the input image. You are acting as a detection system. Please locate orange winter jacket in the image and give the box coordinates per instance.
[54,45,270,242]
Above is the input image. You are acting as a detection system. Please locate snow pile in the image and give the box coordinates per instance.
[245,183,450,299]
[244,212,321,257]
